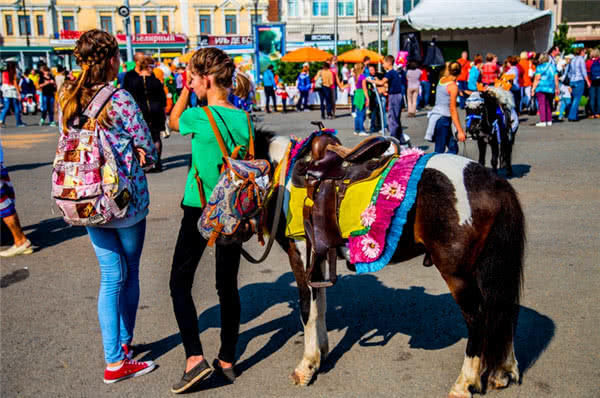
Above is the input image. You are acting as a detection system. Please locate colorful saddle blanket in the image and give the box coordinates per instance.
[282,131,434,274]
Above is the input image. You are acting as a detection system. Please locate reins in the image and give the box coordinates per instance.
[239,140,291,264]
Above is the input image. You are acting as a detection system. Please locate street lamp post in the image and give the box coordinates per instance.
[334,0,338,56]
[253,0,259,83]
[21,0,30,47]
[124,0,133,62]
[378,0,382,72]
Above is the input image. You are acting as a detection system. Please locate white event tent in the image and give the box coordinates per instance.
[388,0,555,60]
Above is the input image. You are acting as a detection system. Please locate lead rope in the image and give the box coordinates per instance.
[240,142,291,264]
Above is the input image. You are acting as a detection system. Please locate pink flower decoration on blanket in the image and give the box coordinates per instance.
[361,236,380,259]
[380,180,406,201]
[361,205,377,227]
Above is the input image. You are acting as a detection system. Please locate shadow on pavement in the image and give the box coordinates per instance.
[5,162,52,172]
[139,271,553,381]
[161,154,191,172]
[0,268,30,288]
[21,217,87,249]
[499,164,532,179]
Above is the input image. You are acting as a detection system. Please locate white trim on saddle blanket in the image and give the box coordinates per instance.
[467,89,519,134]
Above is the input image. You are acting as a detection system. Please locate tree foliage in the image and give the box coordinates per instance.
[274,42,359,85]
[553,22,575,55]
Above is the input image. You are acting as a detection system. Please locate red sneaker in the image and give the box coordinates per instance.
[103,359,156,384]
[122,344,133,360]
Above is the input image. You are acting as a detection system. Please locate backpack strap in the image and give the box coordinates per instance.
[203,106,230,159]
[83,84,119,119]
[245,111,255,159]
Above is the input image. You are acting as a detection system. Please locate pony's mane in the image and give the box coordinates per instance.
[485,87,515,109]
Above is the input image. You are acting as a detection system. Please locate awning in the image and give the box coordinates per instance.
[400,0,552,30]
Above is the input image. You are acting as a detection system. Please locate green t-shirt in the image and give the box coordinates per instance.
[179,105,253,208]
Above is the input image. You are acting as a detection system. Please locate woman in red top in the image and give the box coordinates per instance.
[418,67,431,109]
[481,53,499,86]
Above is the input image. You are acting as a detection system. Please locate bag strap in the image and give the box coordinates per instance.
[83,84,119,119]
[212,107,238,148]
[212,107,255,159]
[202,106,230,159]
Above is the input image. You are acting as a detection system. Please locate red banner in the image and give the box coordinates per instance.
[60,31,187,44]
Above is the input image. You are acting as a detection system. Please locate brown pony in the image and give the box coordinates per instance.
[255,128,525,398]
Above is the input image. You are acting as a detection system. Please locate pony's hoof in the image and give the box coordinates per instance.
[290,370,311,386]
[448,391,472,398]
[488,368,518,390]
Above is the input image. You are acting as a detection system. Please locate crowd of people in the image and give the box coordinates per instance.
[0,27,599,393]
[254,45,599,152]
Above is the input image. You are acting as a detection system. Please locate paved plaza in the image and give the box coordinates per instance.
[1,108,598,397]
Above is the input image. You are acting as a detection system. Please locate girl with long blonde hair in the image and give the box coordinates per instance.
[58,29,157,383]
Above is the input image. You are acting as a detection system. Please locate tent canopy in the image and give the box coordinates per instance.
[401,0,552,30]
[389,0,554,61]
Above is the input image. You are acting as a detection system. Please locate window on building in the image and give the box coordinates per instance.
[312,0,329,16]
[100,16,113,33]
[539,0,544,9]
[18,15,31,36]
[134,16,141,34]
[338,0,354,16]
[5,15,13,36]
[199,15,211,34]
[371,0,388,15]
[225,15,236,34]
[63,15,75,31]
[36,15,44,36]
[146,15,157,33]
[162,15,169,32]
[403,0,419,14]
[288,0,299,17]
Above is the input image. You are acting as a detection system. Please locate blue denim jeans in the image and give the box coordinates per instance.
[86,219,146,364]
[419,81,431,108]
[559,97,572,119]
[0,97,23,125]
[589,85,600,115]
[457,80,468,109]
[354,107,366,132]
[380,95,388,130]
[568,80,585,121]
[433,116,458,154]
[41,95,55,122]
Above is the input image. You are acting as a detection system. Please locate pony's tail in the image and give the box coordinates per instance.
[476,178,525,373]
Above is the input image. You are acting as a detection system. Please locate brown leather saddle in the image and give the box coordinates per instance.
[300,133,398,288]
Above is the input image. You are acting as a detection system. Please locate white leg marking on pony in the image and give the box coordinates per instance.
[268,136,290,166]
[292,256,328,387]
[426,154,474,226]
[449,355,482,398]
[292,286,326,386]
[489,342,519,389]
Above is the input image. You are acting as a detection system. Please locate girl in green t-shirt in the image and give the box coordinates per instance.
[167,47,252,393]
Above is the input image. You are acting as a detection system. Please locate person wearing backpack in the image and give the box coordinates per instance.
[56,29,157,384]
[167,47,253,393]
[588,48,600,118]
[296,63,311,111]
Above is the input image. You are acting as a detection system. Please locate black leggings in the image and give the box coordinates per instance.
[169,205,241,363]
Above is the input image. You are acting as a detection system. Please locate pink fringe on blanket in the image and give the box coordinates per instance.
[348,148,424,264]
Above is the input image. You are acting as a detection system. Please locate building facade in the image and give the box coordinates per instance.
[0,0,268,69]
[521,0,600,45]
[283,0,421,48]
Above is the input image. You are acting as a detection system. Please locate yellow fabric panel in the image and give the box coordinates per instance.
[286,185,307,239]
[339,175,382,238]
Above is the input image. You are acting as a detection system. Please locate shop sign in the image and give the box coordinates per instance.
[59,31,187,44]
[199,35,253,46]
[305,34,334,42]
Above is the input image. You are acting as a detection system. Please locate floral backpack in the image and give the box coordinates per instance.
[52,85,132,226]
[198,106,271,246]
